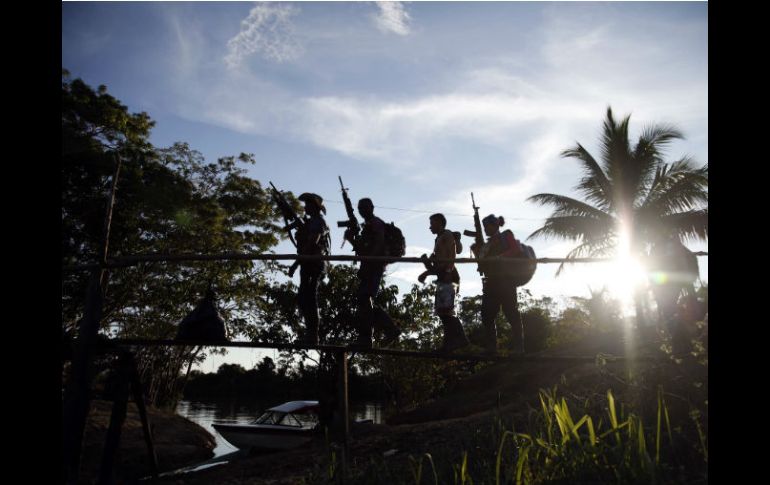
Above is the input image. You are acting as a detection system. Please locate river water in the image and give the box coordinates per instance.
[176,399,384,457]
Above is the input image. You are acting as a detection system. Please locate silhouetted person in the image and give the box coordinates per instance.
[648,233,699,355]
[344,198,400,348]
[471,214,524,355]
[294,193,330,345]
[418,213,469,352]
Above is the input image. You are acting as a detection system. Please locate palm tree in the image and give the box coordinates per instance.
[527,107,707,322]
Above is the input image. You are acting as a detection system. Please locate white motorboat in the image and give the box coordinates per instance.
[212,400,320,451]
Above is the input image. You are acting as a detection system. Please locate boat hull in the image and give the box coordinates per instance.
[212,423,315,451]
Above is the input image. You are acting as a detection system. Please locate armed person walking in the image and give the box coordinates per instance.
[648,232,700,355]
[268,183,330,346]
[341,195,401,348]
[472,214,526,355]
[418,214,470,352]
[294,193,331,345]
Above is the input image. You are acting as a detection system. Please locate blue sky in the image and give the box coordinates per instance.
[63,1,708,371]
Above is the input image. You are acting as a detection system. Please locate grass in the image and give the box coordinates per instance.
[307,385,707,484]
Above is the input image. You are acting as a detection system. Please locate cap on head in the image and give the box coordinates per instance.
[482,214,498,226]
[298,192,326,214]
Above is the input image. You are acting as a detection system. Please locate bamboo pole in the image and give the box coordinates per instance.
[102,339,659,363]
[62,153,122,484]
[63,251,710,272]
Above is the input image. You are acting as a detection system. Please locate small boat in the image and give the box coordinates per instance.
[212,400,320,451]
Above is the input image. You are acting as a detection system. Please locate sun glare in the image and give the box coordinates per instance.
[604,227,649,316]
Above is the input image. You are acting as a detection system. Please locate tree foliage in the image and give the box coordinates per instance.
[62,71,292,406]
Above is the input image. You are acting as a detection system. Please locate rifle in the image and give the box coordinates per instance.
[268,182,304,276]
[462,192,485,275]
[336,176,360,249]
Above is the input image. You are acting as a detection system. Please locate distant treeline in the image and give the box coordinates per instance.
[183,358,388,402]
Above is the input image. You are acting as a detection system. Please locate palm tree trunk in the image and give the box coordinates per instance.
[634,291,648,329]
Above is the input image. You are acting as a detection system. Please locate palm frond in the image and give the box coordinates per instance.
[634,124,684,162]
[659,209,708,242]
[639,159,708,215]
[527,215,616,244]
[599,108,637,214]
[633,124,685,205]
[561,143,612,209]
[555,237,616,276]
[527,193,612,220]
[600,107,632,174]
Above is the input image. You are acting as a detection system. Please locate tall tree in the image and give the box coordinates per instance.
[62,71,291,406]
[526,107,707,322]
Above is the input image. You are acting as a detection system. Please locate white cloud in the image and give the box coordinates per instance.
[167,4,706,206]
[225,2,303,67]
[373,2,412,36]
[388,265,425,286]
[299,90,596,168]
[404,245,433,257]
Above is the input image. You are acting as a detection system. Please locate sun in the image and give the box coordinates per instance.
[603,227,649,315]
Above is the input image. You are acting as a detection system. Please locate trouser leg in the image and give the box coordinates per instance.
[439,315,469,349]
[481,280,500,352]
[356,294,374,346]
[501,286,523,352]
[299,267,321,344]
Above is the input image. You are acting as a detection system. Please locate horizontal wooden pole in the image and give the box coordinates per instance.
[63,251,708,272]
[101,338,661,363]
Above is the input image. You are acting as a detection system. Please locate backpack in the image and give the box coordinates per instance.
[650,240,698,285]
[384,222,406,259]
[452,231,463,255]
[502,231,537,287]
[513,242,537,286]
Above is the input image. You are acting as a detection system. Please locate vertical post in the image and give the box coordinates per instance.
[336,350,350,481]
[100,153,122,289]
[62,271,104,484]
[97,353,131,485]
[62,153,122,484]
[127,353,159,478]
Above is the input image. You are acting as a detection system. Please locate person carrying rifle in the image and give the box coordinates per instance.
[647,232,700,355]
[294,193,330,345]
[342,196,401,348]
[472,214,525,355]
[269,183,330,345]
[418,213,470,352]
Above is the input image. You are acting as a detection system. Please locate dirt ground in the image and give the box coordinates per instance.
[78,399,216,484]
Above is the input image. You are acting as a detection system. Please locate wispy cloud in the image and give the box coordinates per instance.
[373,1,411,36]
[225,2,303,68]
[299,90,595,168]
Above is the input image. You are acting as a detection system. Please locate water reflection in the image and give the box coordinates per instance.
[176,399,384,457]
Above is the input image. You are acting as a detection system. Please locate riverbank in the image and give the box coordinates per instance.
[145,329,708,484]
[78,400,216,483]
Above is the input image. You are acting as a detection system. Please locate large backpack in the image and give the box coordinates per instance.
[384,222,406,259]
[501,231,537,286]
[650,240,698,285]
[512,241,537,286]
